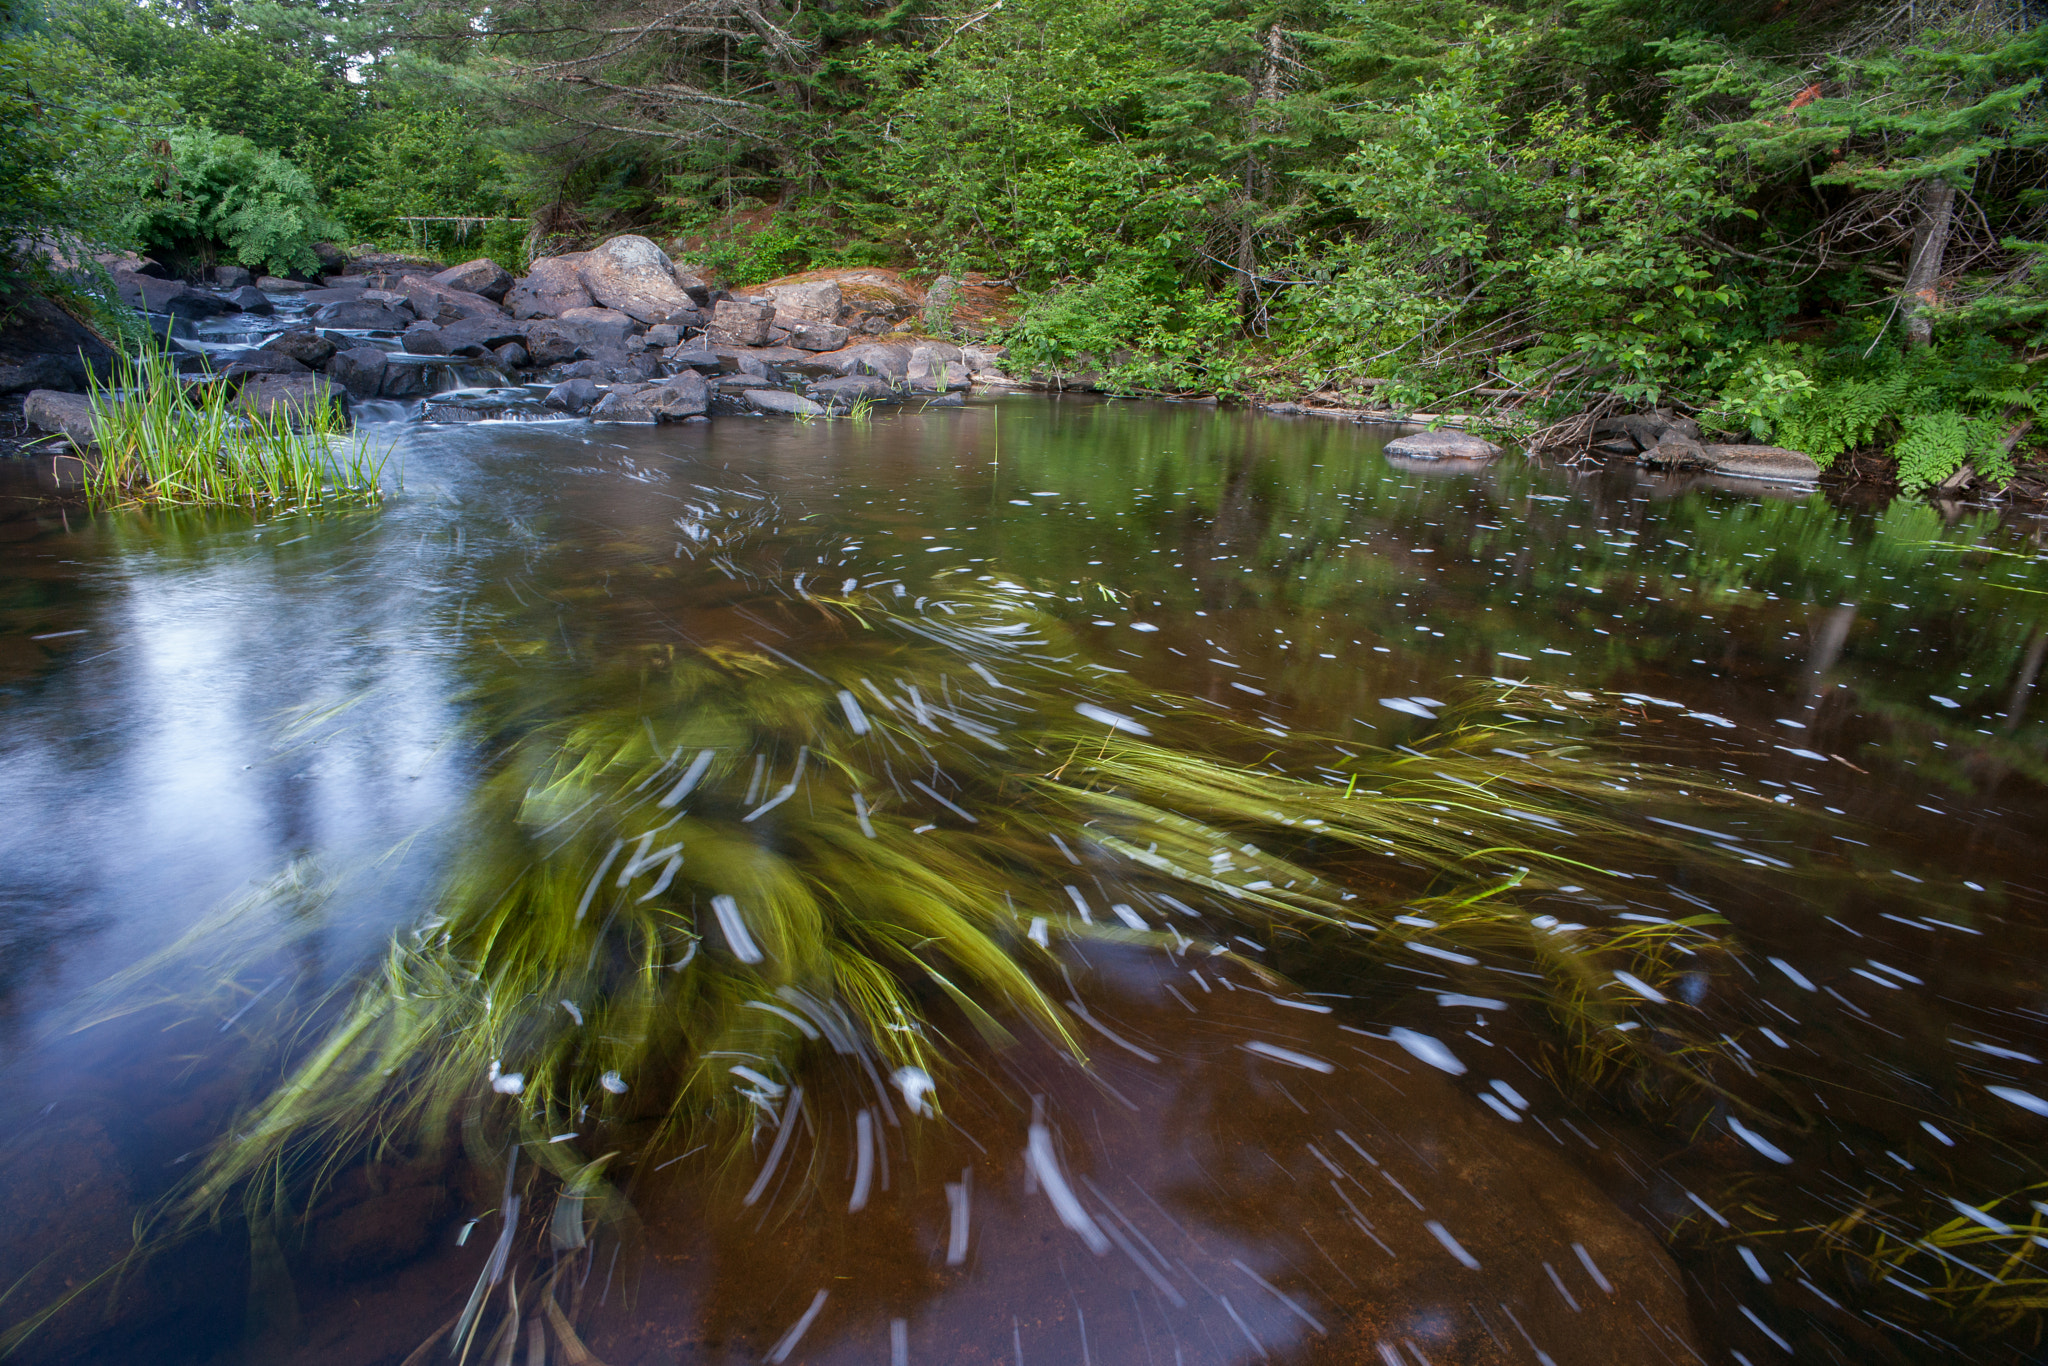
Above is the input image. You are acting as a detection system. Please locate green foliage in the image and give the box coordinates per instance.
[1709,335,2039,489]
[1001,260,1247,393]
[116,125,339,275]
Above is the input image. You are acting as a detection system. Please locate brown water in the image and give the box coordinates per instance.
[2,398,2046,1366]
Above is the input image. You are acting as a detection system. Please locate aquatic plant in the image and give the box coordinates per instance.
[170,567,1761,1238]
[81,345,386,510]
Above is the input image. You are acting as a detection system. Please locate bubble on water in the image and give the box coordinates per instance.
[1388,1027,1465,1075]
[1989,1085,2048,1118]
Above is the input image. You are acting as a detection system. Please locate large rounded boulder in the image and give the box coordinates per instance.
[505,255,594,320]
[578,235,694,324]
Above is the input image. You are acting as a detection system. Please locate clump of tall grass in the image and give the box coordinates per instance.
[81,345,386,509]
[177,577,1756,1227]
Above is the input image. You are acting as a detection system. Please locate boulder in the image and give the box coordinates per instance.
[829,342,913,380]
[505,254,594,320]
[544,378,602,414]
[233,373,349,424]
[121,274,237,320]
[809,374,898,409]
[1383,429,1503,460]
[766,279,842,326]
[493,341,530,370]
[429,258,513,303]
[1640,435,1708,469]
[707,299,774,347]
[907,343,970,390]
[644,324,682,350]
[1700,444,1821,484]
[312,299,414,331]
[327,347,388,400]
[311,242,349,273]
[788,320,851,352]
[402,324,451,356]
[438,318,527,352]
[262,330,336,367]
[589,384,662,423]
[746,388,826,417]
[212,348,311,381]
[0,292,117,393]
[255,275,309,293]
[213,265,253,289]
[378,361,429,400]
[554,306,638,347]
[223,285,272,314]
[647,370,709,419]
[671,259,714,306]
[302,284,368,306]
[579,235,694,323]
[341,251,439,278]
[665,347,722,373]
[24,389,97,448]
[397,276,508,326]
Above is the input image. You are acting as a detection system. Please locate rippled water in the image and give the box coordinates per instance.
[2,399,2045,1365]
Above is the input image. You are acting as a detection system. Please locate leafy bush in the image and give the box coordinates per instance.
[1000,260,1246,394]
[118,126,339,277]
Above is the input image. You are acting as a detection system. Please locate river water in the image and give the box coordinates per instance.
[1,398,2045,1365]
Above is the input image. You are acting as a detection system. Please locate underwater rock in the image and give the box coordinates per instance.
[306,1181,455,1279]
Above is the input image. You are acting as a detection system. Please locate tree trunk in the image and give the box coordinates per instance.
[1237,24,1286,328]
[1901,178,1955,349]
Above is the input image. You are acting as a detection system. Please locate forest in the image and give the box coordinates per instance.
[2,0,2043,487]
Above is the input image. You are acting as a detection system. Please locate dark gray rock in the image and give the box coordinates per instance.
[402,324,451,356]
[789,320,851,352]
[213,264,253,289]
[123,275,237,320]
[429,258,513,303]
[921,391,966,407]
[589,385,661,423]
[554,307,637,347]
[313,299,413,331]
[327,347,388,399]
[505,254,594,320]
[1641,435,1707,469]
[645,324,682,350]
[307,1184,454,1278]
[524,322,585,367]
[493,341,530,370]
[263,330,336,367]
[310,241,349,273]
[544,378,602,414]
[707,299,774,347]
[255,275,309,293]
[24,389,97,448]
[212,348,311,381]
[1383,430,1503,460]
[398,276,508,326]
[223,285,273,314]
[303,284,368,306]
[378,361,428,399]
[665,347,722,373]
[832,342,913,380]
[0,292,116,393]
[809,374,898,407]
[648,370,709,419]
[234,373,349,424]
[746,388,826,417]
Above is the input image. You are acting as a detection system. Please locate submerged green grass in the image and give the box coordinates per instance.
[81,345,386,509]
[169,575,1759,1229]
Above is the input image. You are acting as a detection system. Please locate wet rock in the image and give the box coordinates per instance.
[306,1185,455,1278]
[212,264,253,289]
[745,388,826,417]
[579,234,695,323]
[1384,429,1503,460]
[234,373,349,424]
[418,400,500,424]
[397,276,508,326]
[589,384,662,423]
[24,389,96,449]
[908,343,971,390]
[1641,434,1708,469]
[493,341,530,370]
[213,348,311,381]
[0,1121,148,1358]
[827,342,912,379]
[312,299,413,331]
[327,347,388,400]
[0,291,116,392]
[301,284,367,307]
[223,285,273,314]
[788,320,851,352]
[766,279,841,326]
[544,378,602,414]
[809,374,897,408]
[402,323,451,356]
[1700,444,1821,484]
[647,370,709,419]
[921,391,966,407]
[505,254,594,320]
[707,299,775,347]
[429,257,513,303]
[119,274,237,320]
[262,329,336,367]
[255,275,309,293]
[378,362,428,400]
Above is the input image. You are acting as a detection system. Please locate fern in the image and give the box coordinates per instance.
[1894,410,2010,492]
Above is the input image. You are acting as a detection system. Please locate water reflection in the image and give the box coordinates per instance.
[0,398,2044,1365]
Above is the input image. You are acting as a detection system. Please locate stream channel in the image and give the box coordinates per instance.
[2,304,2047,1366]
